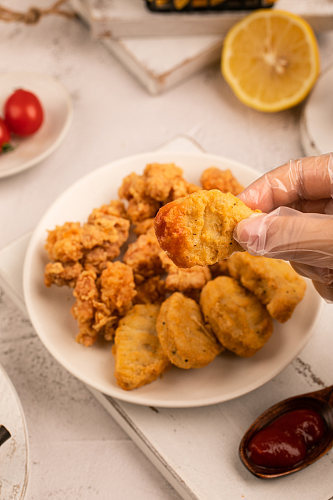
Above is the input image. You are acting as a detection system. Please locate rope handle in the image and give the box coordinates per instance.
[0,0,76,24]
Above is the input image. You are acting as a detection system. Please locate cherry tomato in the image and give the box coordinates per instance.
[0,117,12,153]
[4,89,44,136]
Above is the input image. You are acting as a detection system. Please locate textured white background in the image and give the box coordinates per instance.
[0,5,333,500]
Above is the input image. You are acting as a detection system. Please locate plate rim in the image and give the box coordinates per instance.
[0,71,73,179]
[0,361,30,498]
[23,150,322,407]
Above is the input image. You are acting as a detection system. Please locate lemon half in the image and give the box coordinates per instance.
[222,10,320,112]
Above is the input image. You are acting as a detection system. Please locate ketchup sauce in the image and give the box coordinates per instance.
[247,409,326,468]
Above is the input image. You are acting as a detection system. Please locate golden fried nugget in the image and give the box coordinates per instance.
[209,260,229,279]
[118,172,160,222]
[200,276,273,357]
[155,189,257,267]
[159,251,211,292]
[144,163,184,202]
[72,270,99,346]
[123,227,163,280]
[44,261,83,288]
[113,304,169,390]
[134,276,166,305]
[227,252,306,323]
[133,218,155,236]
[200,167,244,195]
[156,293,222,369]
[45,222,83,263]
[100,261,136,316]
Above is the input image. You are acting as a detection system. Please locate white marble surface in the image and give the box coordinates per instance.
[0,7,333,500]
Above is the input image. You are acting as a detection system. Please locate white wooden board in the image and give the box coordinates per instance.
[72,0,333,39]
[1,136,333,500]
[72,0,222,95]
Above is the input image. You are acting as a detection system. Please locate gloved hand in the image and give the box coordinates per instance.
[234,153,333,301]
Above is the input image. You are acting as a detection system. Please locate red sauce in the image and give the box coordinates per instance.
[247,409,326,468]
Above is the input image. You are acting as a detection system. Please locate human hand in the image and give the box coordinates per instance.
[234,153,333,301]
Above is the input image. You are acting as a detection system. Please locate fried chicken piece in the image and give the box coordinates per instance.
[200,276,273,357]
[113,304,169,390]
[123,227,163,281]
[200,167,244,195]
[227,252,306,323]
[44,261,83,288]
[82,208,129,249]
[159,251,211,292]
[83,243,122,273]
[144,163,184,202]
[155,189,258,267]
[133,218,155,236]
[134,276,166,305]
[118,172,160,222]
[100,261,136,316]
[88,200,128,220]
[156,292,222,369]
[45,222,83,262]
[209,260,229,279]
[72,270,99,346]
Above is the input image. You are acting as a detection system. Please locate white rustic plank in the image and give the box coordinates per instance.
[73,0,333,38]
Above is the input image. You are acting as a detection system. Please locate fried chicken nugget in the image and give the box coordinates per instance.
[159,251,211,292]
[45,222,83,262]
[227,252,306,323]
[113,304,169,390]
[100,261,136,316]
[123,227,163,281]
[156,292,222,369]
[155,189,257,267]
[200,276,273,357]
[200,167,244,195]
[118,172,160,222]
[44,261,83,288]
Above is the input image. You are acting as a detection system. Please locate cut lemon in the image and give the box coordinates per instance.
[221,10,320,112]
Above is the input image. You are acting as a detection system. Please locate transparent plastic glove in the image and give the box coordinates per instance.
[234,153,333,301]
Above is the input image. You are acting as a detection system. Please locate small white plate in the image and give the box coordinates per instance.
[0,362,29,498]
[23,151,322,408]
[0,72,72,179]
[301,64,333,156]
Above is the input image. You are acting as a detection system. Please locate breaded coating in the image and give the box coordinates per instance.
[227,252,306,323]
[72,270,99,346]
[144,163,184,202]
[134,276,166,305]
[200,276,273,357]
[133,218,155,236]
[155,189,257,267]
[209,260,229,279]
[45,222,83,263]
[100,261,136,316]
[88,200,128,220]
[156,292,222,369]
[113,304,169,390]
[81,216,129,250]
[200,167,244,195]
[123,227,163,281]
[44,261,83,288]
[83,243,122,273]
[159,251,211,292]
[118,172,160,222]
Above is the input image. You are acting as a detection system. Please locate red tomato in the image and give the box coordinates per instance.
[4,89,44,136]
[0,117,12,152]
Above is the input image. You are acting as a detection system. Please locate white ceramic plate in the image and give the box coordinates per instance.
[23,151,322,408]
[0,362,29,498]
[0,72,72,178]
[300,63,333,157]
